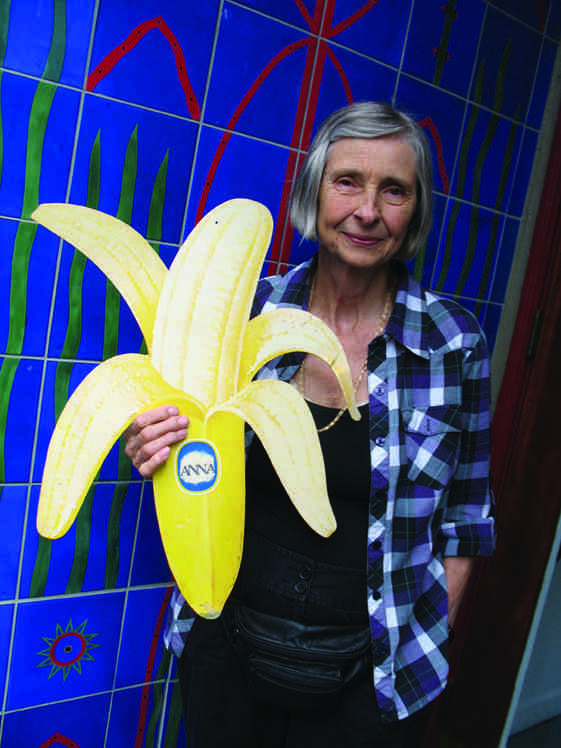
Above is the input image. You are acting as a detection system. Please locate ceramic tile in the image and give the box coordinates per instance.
[0,604,13,695]
[408,192,447,289]
[1,692,110,748]
[508,129,538,218]
[527,38,558,130]
[115,586,172,687]
[235,0,317,29]
[46,240,144,361]
[206,3,314,146]
[0,73,80,221]
[547,0,561,40]
[0,356,42,483]
[432,199,506,300]
[130,482,172,587]
[7,592,124,709]
[106,683,172,747]
[184,125,290,250]
[69,94,198,245]
[288,234,317,268]
[489,216,521,304]
[2,0,96,86]
[403,0,485,97]
[0,219,59,357]
[480,301,502,354]
[88,0,220,117]
[451,106,522,212]
[48,100,198,360]
[490,0,552,32]
[158,678,186,748]
[473,7,542,122]
[0,486,26,600]
[312,44,397,133]
[329,0,412,67]
[20,483,140,598]
[395,75,466,195]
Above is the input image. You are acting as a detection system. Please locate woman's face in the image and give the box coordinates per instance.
[316,136,417,272]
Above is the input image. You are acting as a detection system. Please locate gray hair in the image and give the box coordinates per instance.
[290,101,433,261]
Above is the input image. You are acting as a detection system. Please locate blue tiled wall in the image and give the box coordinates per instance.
[1,1,559,745]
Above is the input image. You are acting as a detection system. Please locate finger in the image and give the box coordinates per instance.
[136,445,172,478]
[125,405,181,438]
[124,411,187,458]
[134,426,188,469]
[136,414,189,450]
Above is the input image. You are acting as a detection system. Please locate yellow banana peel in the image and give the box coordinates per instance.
[32,199,360,618]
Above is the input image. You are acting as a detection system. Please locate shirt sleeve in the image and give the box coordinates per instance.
[436,331,496,558]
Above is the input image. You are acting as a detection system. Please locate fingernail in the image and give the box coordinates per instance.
[177,416,189,426]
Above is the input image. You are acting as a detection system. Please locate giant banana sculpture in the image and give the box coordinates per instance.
[33,199,359,617]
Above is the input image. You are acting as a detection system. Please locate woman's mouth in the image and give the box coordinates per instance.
[343,232,384,247]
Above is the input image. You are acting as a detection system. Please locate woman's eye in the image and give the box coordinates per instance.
[335,178,355,189]
[383,186,407,204]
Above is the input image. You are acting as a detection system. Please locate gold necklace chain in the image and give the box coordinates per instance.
[296,274,393,433]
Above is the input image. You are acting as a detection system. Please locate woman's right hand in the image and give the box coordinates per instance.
[124,405,189,478]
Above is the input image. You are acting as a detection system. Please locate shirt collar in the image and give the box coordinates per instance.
[293,257,432,359]
[383,263,432,359]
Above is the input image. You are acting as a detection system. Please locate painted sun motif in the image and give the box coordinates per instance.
[37,619,99,680]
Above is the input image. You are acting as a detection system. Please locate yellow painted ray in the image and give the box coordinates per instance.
[34,199,359,618]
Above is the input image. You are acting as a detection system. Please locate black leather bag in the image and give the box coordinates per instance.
[223,603,372,695]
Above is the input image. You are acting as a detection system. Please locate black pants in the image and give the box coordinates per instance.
[178,531,432,747]
[178,614,432,748]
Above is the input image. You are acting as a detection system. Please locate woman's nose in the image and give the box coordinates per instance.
[354,191,380,223]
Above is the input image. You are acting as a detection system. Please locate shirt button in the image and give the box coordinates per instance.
[372,590,382,600]
[371,540,382,551]
[299,565,312,580]
[294,581,307,594]
[375,436,385,446]
[375,385,386,396]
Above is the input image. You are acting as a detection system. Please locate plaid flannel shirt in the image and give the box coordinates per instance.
[164,256,495,721]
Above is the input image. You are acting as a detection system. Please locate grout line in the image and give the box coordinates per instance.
[103,474,149,746]
[392,0,417,105]
[227,0,315,36]
[180,0,226,242]
[1,679,173,716]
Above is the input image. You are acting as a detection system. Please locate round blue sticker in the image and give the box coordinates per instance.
[176,440,220,493]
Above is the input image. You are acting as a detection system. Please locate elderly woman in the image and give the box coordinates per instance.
[124,102,495,748]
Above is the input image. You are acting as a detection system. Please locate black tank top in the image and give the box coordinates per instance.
[242,400,371,571]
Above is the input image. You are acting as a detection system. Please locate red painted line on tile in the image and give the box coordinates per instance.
[38,734,79,748]
[327,0,381,38]
[418,116,450,193]
[310,0,325,33]
[268,37,318,269]
[273,0,337,267]
[134,586,174,748]
[325,46,354,104]
[86,16,201,120]
[293,0,314,30]
[195,37,311,223]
